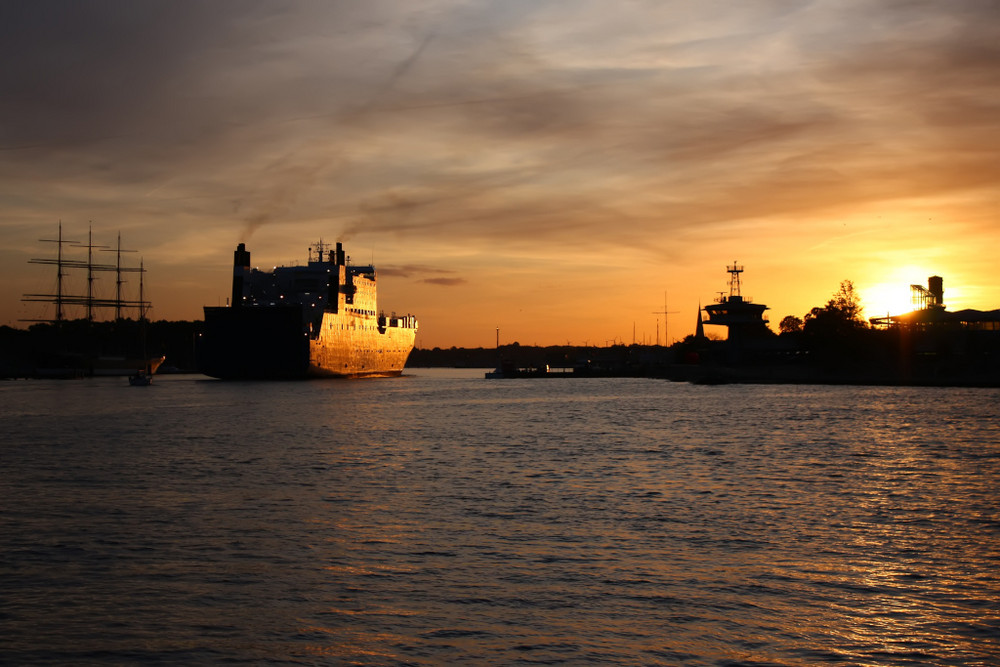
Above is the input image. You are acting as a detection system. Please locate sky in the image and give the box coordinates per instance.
[2,0,998,348]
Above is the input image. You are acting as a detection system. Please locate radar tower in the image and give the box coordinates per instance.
[727,262,744,299]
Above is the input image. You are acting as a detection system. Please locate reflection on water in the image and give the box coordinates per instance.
[1,371,998,665]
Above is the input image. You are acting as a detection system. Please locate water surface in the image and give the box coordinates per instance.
[2,370,998,665]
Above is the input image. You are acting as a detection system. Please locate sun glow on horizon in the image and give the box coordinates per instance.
[862,282,915,319]
[861,264,946,319]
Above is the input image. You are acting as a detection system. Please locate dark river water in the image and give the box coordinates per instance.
[2,370,998,665]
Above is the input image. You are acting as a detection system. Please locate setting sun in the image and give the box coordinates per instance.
[859,263,951,320]
[861,282,916,319]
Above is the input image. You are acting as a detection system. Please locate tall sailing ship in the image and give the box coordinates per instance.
[198,241,418,379]
[22,223,152,324]
[20,223,164,378]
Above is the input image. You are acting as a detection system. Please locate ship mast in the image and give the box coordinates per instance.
[78,225,109,321]
[138,258,147,321]
[727,261,744,299]
[115,232,122,319]
[22,223,150,323]
[55,222,69,322]
[26,222,80,324]
[311,239,329,263]
[56,223,67,322]
[101,232,138,320]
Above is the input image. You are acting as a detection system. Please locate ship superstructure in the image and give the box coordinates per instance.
[702,262,770,341]
[199,241,417,379]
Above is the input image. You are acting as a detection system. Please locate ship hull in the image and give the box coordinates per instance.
[307,328,415,378]
[199,305,416,380]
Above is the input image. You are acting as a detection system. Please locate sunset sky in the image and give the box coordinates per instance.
[2,1,998,348]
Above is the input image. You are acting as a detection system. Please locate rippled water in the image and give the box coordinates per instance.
[2,370,999,665]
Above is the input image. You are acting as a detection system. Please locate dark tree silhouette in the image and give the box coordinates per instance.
[779,315,803,334]
[828,280,864,324]
[804,280,866,335]
[799,279,875,367]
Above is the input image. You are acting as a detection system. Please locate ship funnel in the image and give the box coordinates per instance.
[232,243,251,307]
[336,242,345,266]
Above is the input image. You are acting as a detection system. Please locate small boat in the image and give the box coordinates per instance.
[127,356,164,386]
[128,370,152,386]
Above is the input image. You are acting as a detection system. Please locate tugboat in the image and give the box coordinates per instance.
[199,241,417,379]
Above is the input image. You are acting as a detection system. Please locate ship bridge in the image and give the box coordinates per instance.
[702,262,771,340]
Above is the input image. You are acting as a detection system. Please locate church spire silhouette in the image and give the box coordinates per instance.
[695,301,706,340]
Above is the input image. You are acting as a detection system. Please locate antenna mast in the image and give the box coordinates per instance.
[727,261,744,298]
[651,291,680,345]
[311,239,328,263]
